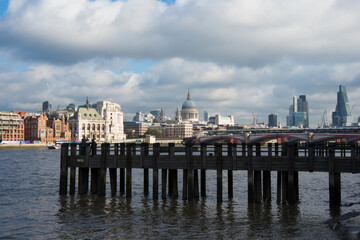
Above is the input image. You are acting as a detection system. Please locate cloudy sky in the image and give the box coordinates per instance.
[1,0,360,126]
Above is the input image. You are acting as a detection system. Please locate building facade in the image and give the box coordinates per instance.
[123,121,152,138]
[332,85,351,127]
[0,112,25,142]
[24,114,48,143]
[286,95,309,128]
[268,114,278,127]
[214,115,234,126]
[162,123,194,138]
[69,99,125,141]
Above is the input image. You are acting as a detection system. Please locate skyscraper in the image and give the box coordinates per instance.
[203,111,209,122]
[268,114,277,127]
[286,95,309,128]
[332,85,351,127]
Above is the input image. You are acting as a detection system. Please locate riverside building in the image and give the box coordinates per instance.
[69,98,125,141]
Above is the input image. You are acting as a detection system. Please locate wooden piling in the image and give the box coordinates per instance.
[329,144,341,206]
[248,144,254,203]
[186,141,194,201]
[281,143,287,204]
[168,143,177,197]
[59,143,69,195]
[142,143,149,196]
[254,143,262,202]
[120,143,125,195]
[214,143,223,203]
[98,143,108,196]
[194,169,199,200]
[109,143,118,195]
[227,142,233,200]
[70,143,77,195]
[78,143,90,194]
[275,143,281,204]
[351,143,356,174]
[90,141,99,194]
[126,143,133,198]
[153,143,160,199]
[263,143,271,201]
[182,169,188,200]
[162,169,167,199]
[200,143,207,198]
[287,142,296,204]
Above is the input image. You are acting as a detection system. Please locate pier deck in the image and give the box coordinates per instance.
[59,142,360,206]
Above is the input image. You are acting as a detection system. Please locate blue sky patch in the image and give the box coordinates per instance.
[0,0,8,17]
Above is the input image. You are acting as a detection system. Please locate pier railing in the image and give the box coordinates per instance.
[59,142,360,206]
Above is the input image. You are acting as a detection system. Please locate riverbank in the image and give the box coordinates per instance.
[0,143,47,149]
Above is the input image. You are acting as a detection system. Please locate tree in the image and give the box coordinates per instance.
[145,129,162,138]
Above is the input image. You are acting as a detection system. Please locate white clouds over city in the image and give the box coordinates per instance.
[1,0,360,125]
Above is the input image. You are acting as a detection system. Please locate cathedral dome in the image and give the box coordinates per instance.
[181,89,197,109]
[181,89,199,122]
[182,99,197,109]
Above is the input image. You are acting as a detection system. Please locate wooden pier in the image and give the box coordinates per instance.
[59,142,360,206]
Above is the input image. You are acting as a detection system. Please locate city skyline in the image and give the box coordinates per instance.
[1,1,360,126]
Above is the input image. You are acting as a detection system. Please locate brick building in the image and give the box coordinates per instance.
[24,114,48,143]
[0,111,25,142]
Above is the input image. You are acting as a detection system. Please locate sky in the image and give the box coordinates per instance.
[0,0,360,126]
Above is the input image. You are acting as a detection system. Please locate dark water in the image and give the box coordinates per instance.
[1,149,360,239]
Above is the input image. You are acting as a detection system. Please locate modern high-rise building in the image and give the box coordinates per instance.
[286,95,309,128]
[268,114,277,127]
[42,101,50,113]
[203,111,209,122]
[332,85,351,127]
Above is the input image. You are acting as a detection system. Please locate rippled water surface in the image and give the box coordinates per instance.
[1,148,360,239]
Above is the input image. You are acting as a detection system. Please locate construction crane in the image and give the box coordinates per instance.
[252,112,258,125]
[320,109,329,128]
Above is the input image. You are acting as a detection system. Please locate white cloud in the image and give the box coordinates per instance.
[1,0,360,127]
[0,0,359,66]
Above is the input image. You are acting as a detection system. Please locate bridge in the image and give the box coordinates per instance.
[198,132,360,144]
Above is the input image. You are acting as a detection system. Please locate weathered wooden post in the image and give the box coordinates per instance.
[275,142,281,204]
[162,168,167,199]
[214,143,223,203]
[168,143,178,197]
[186,141,194,201]
[194,169,199,200]
[351,143,357,174]
[329,143,341,206]
[254,143,262,202]
[287,142,297,204]
[294,142,299,201]
[281,143,288,204]
[153,143,160,199]
[141,142,149,196]
[78,143,90,194]
[126,143,133,198]
[248,144,254,203]
[110,143,118,195]
[98,143,109,196]
[263,143,271,201]
[91,140,99,194]
[200,143,207,198]
[119,143,125,195]
[70,143,77,195]
[59,143,69,195]
[227,142,233,200]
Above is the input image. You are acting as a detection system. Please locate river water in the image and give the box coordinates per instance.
[0,148,360,239]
